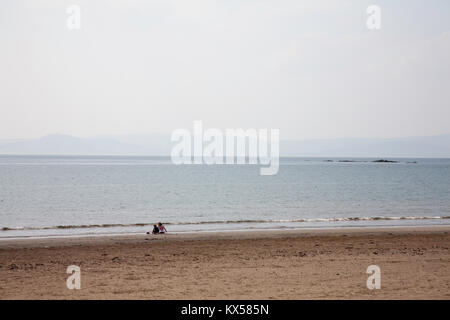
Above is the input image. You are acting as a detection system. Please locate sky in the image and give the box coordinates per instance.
[0,0,449,141]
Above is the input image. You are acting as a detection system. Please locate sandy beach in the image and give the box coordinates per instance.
[0,226,449,299]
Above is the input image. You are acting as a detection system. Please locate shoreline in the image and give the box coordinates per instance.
[1,219,449,242]
[1,224,449,248]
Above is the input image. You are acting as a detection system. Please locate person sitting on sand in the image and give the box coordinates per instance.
[158,222,167,234]
[152,224,159,234]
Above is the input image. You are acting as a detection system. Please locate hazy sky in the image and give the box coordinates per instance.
[1,0,449,140]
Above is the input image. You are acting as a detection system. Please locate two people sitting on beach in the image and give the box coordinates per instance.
[151,222,167,235]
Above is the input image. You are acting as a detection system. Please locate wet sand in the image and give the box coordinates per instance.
[0,226,449,299]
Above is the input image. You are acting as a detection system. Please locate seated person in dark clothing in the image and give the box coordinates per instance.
[152,224,159,234]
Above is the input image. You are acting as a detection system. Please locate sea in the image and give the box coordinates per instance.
[0,155,449,238]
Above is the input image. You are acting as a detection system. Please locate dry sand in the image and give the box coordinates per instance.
[0,226,449,299]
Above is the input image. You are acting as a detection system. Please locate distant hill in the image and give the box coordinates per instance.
[0,134,151,155]
[0,133,449,158]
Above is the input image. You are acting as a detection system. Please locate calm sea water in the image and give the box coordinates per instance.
[0,155,449,238]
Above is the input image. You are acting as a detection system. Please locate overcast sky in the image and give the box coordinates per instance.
[1,0,449,140]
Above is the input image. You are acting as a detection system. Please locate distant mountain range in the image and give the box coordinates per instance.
[0,134,171,156]
[281,134,450,158]
[0,133,449,158]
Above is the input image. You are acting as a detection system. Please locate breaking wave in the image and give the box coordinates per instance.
[2,215,449,232]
